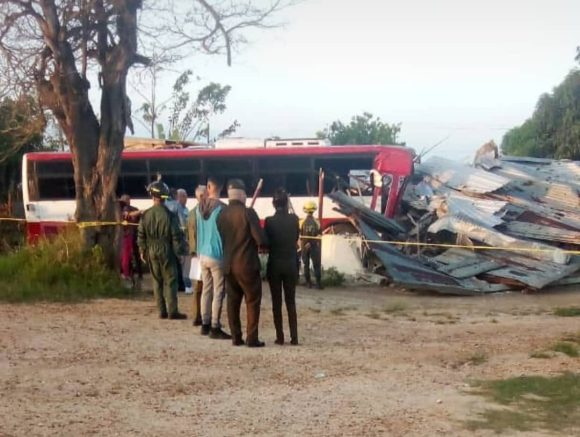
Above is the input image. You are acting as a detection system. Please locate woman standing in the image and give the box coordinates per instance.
[264,189,300,345]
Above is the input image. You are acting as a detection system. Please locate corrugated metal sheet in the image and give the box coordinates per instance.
[503,221,580,245]
[479,251,580,289]
[417,157,511,194]
[359,222,505,295]
[501,156,555,164]
[431,194,507,228]
[553,273,580,286]
[501,158,580,189]
[433,248,580,290]
[490,160,580,212]
[431,249,505,278]
[328,192,406,236]
[495,196,580,232]
[428,215,570,264]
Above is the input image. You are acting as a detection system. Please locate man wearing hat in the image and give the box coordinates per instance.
[300,200,323,289]
[217,179,268,347]
[138,180,188,320]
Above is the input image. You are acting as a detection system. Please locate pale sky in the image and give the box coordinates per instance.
[129,0,580,161]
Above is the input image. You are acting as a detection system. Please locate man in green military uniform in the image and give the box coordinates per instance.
[138,181,188,320]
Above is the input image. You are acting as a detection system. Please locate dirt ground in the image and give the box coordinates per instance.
[1,283,579,437]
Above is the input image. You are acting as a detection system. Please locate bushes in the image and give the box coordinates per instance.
[0,230,129,303]
[321,267,345,287]
[0,221,24,254]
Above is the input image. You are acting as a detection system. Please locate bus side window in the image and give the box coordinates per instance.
[286,173,313,196]
[314,156,373,193]
[118,175,150,197]
[160,174,201,194]
[256,157,313,196]
[205,158,255,193]
[119,159,149,197]
[260,174,285,196]
[147,158,201,194]
[36,161,75,200]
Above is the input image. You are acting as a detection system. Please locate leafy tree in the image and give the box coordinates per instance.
[317,112,403,145]
[0,0,291,264]
[0,96,46,205]
[501,69,580,160]
[501,120,539,158]
[152,70,238,142]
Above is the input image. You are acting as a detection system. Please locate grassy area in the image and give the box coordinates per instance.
[0,231,130,303]
[0,220,24,253]
[467,373,580,433]
[530,333,580,359]
[551,341,579,357]
[554,307,580,317]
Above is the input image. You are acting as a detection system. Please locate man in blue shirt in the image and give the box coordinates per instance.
[195,177,231,340]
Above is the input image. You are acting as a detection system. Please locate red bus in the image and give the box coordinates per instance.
[22,143,414,241]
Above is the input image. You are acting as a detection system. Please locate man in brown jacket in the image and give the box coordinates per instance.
[217,179,268,347]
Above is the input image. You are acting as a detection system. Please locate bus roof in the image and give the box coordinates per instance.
[25,145,414,161]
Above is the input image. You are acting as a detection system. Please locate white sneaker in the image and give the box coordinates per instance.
[184,287,193,294]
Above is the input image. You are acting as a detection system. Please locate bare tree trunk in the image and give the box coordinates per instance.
[34,0,141,268]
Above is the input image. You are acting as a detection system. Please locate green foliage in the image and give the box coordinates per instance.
[321,267,345,287]
[317,112,403,146]
[501,120,539,157]
[0,221,24,254]
[501,69,580,159]
[0,230,129,303]
[152,70,239,142]
[551,341,579,357]
[554,306,580,317]
[467,373,580,432]
[0,96,46,203]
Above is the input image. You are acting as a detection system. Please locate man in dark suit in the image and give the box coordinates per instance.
[217,179,268,347]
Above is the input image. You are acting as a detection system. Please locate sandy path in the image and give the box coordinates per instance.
[1,285,579,436]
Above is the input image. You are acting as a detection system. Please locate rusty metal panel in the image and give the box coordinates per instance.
[477,250,580,289]
[358,222,504,295]
[503,221,580,245]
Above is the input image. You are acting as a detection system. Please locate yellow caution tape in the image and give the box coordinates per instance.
[77,221,139,228]
[0,217,139,228]
[2,217,579,255]
[299,235,580,256]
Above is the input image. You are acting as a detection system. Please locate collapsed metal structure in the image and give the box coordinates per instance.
[330,151,580,295]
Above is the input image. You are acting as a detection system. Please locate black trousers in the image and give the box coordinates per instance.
[225,270,262,344]
[302,243,321,286]
[176,254,185,291]
[268,261,298,343]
